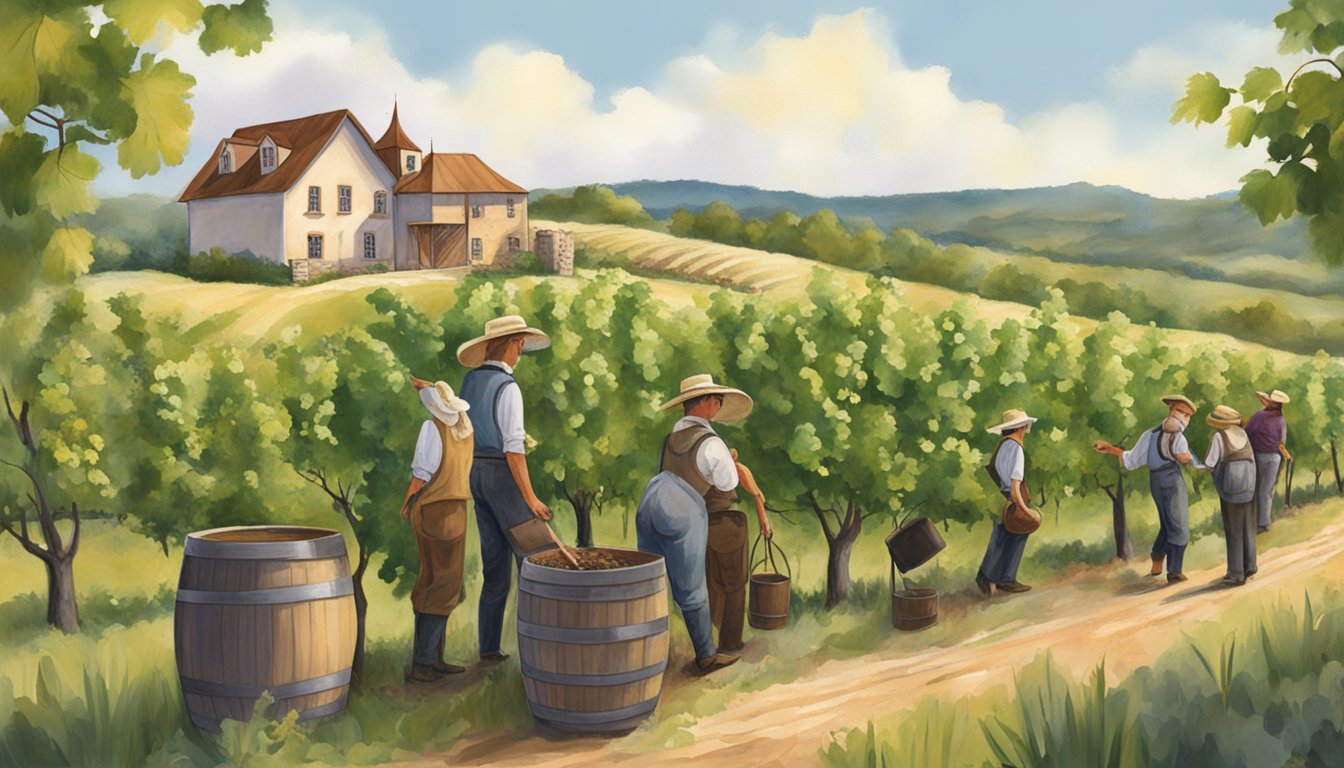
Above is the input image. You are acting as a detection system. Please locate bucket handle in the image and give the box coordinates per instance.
[750,533,791,581]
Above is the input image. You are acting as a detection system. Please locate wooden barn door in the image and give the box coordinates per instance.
[416,225,468,269]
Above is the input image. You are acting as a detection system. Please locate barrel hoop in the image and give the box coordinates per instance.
[528,698,658,726]
[187,691,349,732]
[519,577,665,602]
[176,577,353,605]
[517,616,668,645]
[184,528,346,560]
[749,611,789,620]
[179,668,352,700]
[520,559,666,587]
[521,659,667,687]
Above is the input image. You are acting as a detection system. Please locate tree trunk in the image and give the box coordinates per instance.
[1314,471,1322,501]
[45,553,79,634]
[1103,470,1133,562]
[563,489,595,548]
[351,548,369,680]
[811,495,862,610]
[1332,440,1342,495]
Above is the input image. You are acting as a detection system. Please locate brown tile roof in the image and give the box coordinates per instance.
[179,110,383,202]
[393,153,527,195]
[374,104,421,152]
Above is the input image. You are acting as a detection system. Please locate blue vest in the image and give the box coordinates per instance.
[459,364,515,458]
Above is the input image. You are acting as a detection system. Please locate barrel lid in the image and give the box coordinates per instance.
[184,526,347,560]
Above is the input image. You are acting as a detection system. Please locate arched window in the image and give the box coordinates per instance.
[219,148,232,174]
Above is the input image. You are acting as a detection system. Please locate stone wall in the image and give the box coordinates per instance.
[533,228,574,276]
[289,256,392,282]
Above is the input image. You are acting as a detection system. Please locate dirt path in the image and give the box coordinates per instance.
[408,521,1344,768]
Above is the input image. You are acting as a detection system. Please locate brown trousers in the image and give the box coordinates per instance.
[706,510,749,650]
[411,499,468,616]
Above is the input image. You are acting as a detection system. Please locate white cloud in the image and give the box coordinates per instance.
[96,7,1293,200]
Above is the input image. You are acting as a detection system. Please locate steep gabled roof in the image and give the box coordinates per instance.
[393,153,527,195]
[374,103,421,152]
[179,110,383,202]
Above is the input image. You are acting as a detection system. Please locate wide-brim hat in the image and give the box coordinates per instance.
[420,381,470,424]
[457,315,550,367]
[1256,389,1291,406]
[1161,394,1196,412]
[986,408,1038,435]
[658,374,753,423]
[1206,404,1242,428]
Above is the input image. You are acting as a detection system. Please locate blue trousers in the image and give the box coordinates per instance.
[469,457,535,655]
[1253,452,1281,531]
[1149,467,1189,574]
[412,612,446,666]
[978,521,1028,584]
[636,472,716,661]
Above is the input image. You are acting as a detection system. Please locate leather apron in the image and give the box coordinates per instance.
[410,417,473,616]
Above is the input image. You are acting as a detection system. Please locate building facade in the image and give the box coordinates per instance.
[179,106,528,276]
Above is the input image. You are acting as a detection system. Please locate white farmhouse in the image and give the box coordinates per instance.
[179,106,529,276]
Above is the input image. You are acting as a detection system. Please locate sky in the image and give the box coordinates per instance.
[99,0,1300,199]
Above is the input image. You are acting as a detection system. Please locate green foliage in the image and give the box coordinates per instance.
[531,185,657,228]
[170,247,292,285]
[0,0,272,309]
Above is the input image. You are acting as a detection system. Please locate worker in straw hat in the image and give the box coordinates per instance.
[456,315,556,664]
[637,374,766,673]
[976,408,1040,598]
[1093,395,1198,583]
[399,377,474,683]
[1245,389,1292,533]
[1196,405,1259,586]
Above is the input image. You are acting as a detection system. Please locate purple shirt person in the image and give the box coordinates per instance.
[1245,389,1292,532]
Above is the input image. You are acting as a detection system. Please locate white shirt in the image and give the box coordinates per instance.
[411,420,443,481]
[482,360,526,455]
[673,416,739,492]
[1121,429,1191,472]
[1202,428,1248,470]
[993,438,1024,493]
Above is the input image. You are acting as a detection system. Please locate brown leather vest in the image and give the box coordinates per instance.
[660,423,737,514]
[416,416,474,505]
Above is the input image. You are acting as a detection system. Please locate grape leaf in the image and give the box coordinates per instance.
[1277,6,1321,53]
[117,54,196,178]
[41,227,95,282]
[34,146,101,219]
[199,0,272,56]
[102,0,204,45]
[0,8,88,123]
[1240,67,1284,101]
[1239,168,1298,225]
[1226,105,1258,148]
[1329,121,1344,159]
[1306,206,1344,265]
[0,130,48,216]
[1171,72,1232,125]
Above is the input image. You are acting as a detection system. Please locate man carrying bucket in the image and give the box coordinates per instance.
[975,409,1041,598]
[636,375,754,673]
[457,315,558,664]
[399,378,474,683]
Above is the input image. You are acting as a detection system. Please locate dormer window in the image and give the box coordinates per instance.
[219,148,233,174]
[406,155,416,173]
[261,145,275,170]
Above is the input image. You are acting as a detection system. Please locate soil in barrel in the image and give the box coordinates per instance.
[530,549,637,571]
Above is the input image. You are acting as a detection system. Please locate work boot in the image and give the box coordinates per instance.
[996,580,1031,593]
[405,664,443,684]
[1149,554,1164,576]
[433,661,466,674]
[1167,572,1188,583]
[696,653,739,674]
[975,571,996,597]
[479,651,510,665]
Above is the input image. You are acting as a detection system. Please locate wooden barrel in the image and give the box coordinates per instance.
[517,547,668,734]
[174,526,357,732]
[891,588,938,631]
[885,517,946,574]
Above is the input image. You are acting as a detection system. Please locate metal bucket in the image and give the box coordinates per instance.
[885,517,946,573]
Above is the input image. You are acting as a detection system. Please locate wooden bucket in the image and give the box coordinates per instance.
[174,526,357,732]
[890,561,938,630]
[748,535,791,630]
[885,517,946,573]
[517,547,669,734]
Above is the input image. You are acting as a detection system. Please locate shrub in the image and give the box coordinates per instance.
[170,248,292,285]
[531,185,657,228]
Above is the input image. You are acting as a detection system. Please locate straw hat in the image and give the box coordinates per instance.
[420,381,470,424]
[456,315,550,367]
[658,374,754,423]
[1161,394,1196,412]
[986,408,1038,435]
[1256,389,1291,406]
[1206,404,1242,429]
